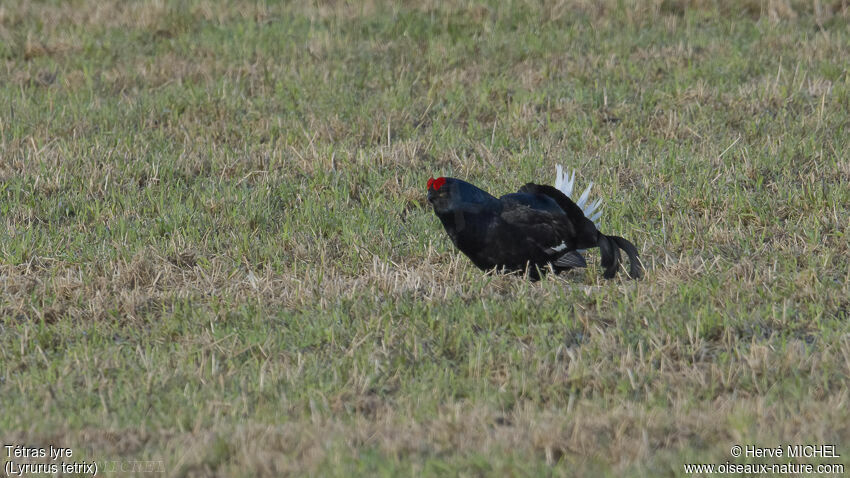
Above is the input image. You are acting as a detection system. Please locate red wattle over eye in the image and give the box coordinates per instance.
[433,177,446,190]
[427,177,434,189]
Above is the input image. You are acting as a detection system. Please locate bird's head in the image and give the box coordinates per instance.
[426,176,453,213]
[427,176,498,215]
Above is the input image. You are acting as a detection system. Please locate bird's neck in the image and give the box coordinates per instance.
[452,180,500,207]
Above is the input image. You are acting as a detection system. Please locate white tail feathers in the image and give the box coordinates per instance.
[554,164,603,225]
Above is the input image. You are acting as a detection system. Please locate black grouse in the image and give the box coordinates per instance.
[427,165,642,280]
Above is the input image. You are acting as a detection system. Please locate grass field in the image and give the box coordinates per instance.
[2,0,849,476]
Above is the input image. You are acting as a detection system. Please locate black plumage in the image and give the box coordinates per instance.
[426,169,642,280]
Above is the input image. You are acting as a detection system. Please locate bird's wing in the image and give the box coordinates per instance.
[517,182,590,226]
[498,198,582,266]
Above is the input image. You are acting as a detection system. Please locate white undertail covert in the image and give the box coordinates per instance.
[554,164,603,226]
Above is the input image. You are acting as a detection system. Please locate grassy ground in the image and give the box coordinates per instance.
[2,0,849,476]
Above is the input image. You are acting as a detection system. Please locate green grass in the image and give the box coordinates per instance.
[2,0,849,476]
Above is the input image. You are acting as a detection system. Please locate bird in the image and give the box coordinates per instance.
[426,165,642,280]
